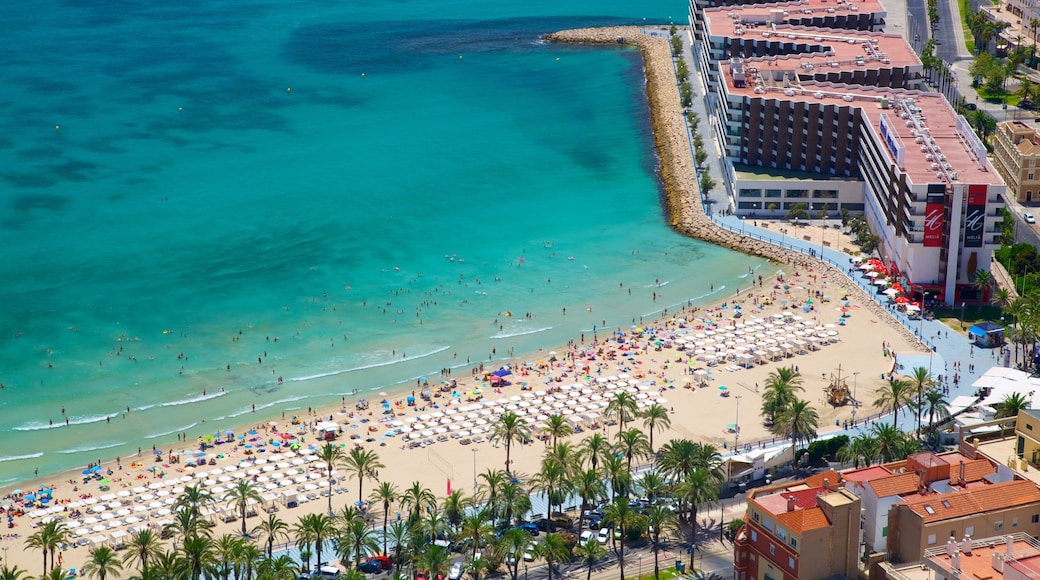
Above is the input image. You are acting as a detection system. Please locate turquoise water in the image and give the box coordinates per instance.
[0,0,767,483]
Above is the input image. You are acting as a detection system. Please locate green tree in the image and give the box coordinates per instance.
[535,533,572,580]
[997,392,1031,436]
[122,528,164,575]
[82,546,123,580]
[0,565,28,580]
[294,513,335,574]
[615,428,652,473]
[441,489,470,535]
[760,367,804,424]
[400,481,436,524]
[416,545,452,580]
[344,447,385,506]
[602,499,645,580]
[640,404,672,453]
[874,378,914,428]
[574,538,607,580]
[490,412,531,475]
[181,534,216,580]
[315,443,345,515]
[605,392,638,430]
[923,389,951,433]
[646,505,677,580]
[336,518,379,569]
[253,513,289,558]
[543,414,573,447]
[369,481,399,555]
[907,366,936,437]
[580,433,610,472]
[974,269,993,308]
[225,479,263,536]
[673,467,718,571]
[499,529,533,580]
[26,520,68,575]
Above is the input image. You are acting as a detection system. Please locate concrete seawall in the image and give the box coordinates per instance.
[544,26,929,350]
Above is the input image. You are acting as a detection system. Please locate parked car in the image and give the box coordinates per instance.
[369,556,392,570]
[1026,213,1036,224]
[549,513,573,529]
[357,560,383,574]
[597,528,611,544]
[523,548,536,562]
[531,518,554,532]
[580,530,595,544]
[447,562,464,580]
[515,522,539,536]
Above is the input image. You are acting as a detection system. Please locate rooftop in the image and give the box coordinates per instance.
[883,533,1040,580]
[842,465,894,483]
[865,472,920,498]
[898,480,1040,524]
[702,0,888,22]
[702,18,919,73]
[732,162,852,181]
[719,64,1002,186]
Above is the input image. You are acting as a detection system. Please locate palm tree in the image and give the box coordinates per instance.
[180,534,216,580]
[531,457,570,518]
[499,480,533,525]
[605,392,638,429]
[602,499,645,580]
[369,481,399,555]
[459,511,495,559]
[477,469,508,521]
[581,433,610,471]
[176,485,214,519]
[294,513,335,573]
[237,541,264,580]
[872,423,914,463]
[416,544,452,580]
[491,412,530,475]
[543,414,573,446]
[253,513,289,558]
[545,441,578,470]
[149,550,183,580]
[500,528,533,580]
[973,269,993,309]
[315,443,345,515]
[256,554,298,580]
[640,404,671,452]
[122,528,163,574]
[0,565,28,580]
[615,428,652,472]
[26,520,67,574]
[400,481,436,523]
[774,398,820,459]
[645,505,677,580]
[837,433,880,468]
[998,392,1031,436]
[760,367,804,424]
[536,533,572,580]
[213,533,244,580]
[923,389,951,433]
[344,447,385,505]
[574,538,608,580]
[166,500,212,542]
[225,479,263,536]
[874,378,914,428]
[673,467,718,571]
[602,453,632,501]
[573,469,607,531]
[336,518,379,569]
[907,366,936,437]
[386,522,411,574]
[82,547,123,580]
[441,490,469,534]
[638,471,668,504]
[39,568,67,580]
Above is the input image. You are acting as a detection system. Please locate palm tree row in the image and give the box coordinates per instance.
[760,367,821,461]
[26,408,716,580]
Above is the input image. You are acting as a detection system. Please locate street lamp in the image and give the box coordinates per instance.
[735,395,742,450]
[472,448,478,492]
[639,555,643,579]
[961,302,966,330]
[852,371,860,423]
[524,563,528,580]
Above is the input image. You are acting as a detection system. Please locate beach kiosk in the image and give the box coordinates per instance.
[968,322,1005,348]
[316,421,340,441]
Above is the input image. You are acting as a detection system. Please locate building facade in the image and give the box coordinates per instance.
[733,472,860,580]
[993,120,1040,204]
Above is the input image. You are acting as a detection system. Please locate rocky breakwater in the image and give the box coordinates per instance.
[544,27,928,350]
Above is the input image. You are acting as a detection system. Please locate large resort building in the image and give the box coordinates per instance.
[686,0,1008,305]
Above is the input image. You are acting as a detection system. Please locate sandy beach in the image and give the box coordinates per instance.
[0,27,929,574]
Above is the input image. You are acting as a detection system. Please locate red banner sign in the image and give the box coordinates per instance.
[924,203,943,247]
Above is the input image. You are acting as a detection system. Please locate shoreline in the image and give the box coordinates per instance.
[0,26,931,573]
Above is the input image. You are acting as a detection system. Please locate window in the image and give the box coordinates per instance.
[1028,422,1034,431]
[966,526,974,536]
[1032,514,1039,524]
[995,521,1004,533]
[1013,517,1019,529]
[924,505,935,515]
[775,527,787,542]
[941,500,952,508]
[770,544,776,556]
[790,537,797,549]
[882,526,888,537]
[753,511,760,522]
[765,189,782,198]
[789,556,795,569]
[927,534,937,546]
[751,530,758,542]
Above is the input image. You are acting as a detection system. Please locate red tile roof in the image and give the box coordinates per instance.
[842,466,893,483]
[948,459,994,485]
[776,506,831,533]
[899,480,1040,523]
[865,473,921,498]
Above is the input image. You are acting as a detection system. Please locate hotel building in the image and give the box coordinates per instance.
[688,0,1007,304]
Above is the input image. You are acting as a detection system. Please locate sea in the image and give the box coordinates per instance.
[0,0,770,485]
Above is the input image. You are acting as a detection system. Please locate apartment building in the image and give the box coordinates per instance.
[733,471,860,580]
[879,532,1040,580]
[993,120,1040,203]
[688,0,1006,305]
